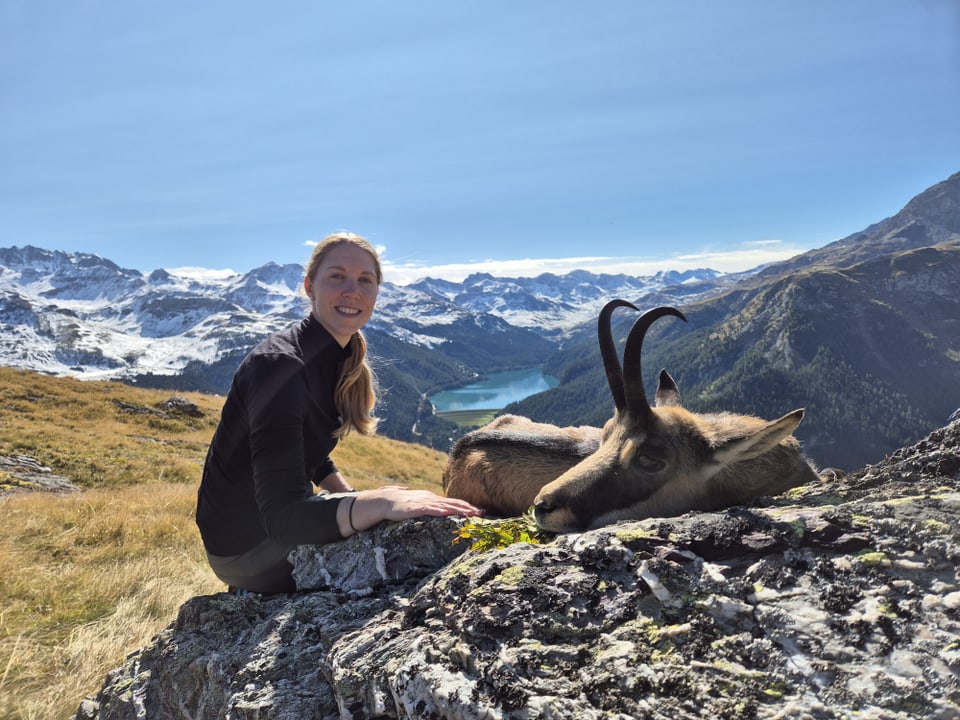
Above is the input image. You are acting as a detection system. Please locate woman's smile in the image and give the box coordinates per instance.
[305,243,379,346]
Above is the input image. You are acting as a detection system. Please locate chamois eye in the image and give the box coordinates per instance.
[634,454,665,472]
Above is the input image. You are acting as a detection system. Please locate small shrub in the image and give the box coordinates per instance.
[454,509,549,552]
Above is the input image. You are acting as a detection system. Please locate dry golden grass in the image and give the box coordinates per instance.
[0,483,222,720]
[0,366,447,720]
[0,368,223,489]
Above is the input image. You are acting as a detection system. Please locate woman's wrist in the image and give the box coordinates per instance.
[335,488,480,540]
[336,495,358,537]
[348,496,359,532]
[337,492,381,537]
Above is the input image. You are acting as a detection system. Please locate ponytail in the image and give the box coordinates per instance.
[334,330,378,437]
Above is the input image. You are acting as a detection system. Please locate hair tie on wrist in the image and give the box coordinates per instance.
[348,496,359,533]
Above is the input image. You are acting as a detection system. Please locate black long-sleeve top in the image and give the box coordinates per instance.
[196,315,351,556]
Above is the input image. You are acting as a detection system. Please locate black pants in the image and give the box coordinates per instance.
[206,537,297,594]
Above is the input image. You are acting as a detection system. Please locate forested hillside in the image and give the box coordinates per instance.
[509,174,960,470]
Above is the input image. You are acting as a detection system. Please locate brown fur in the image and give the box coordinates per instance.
[533,404,820,532]
[442,302,822,532]
[443,415,600,517]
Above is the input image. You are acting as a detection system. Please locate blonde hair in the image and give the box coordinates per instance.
[306,232,382,437]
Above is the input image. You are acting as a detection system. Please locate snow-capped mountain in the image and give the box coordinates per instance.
[0,248,302,382]
[407,268,723,335]
[0,245,726,385]
[7,172,957,460]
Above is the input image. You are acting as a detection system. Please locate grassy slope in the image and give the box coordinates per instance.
[0,366,448,720]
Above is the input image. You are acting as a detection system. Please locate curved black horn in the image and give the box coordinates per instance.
[598,299,639,411]
[622,306,687,419]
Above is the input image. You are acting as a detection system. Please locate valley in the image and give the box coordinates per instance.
[1,171,959,469]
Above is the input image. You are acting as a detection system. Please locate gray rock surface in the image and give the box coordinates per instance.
[0,454,80,493]
[291,515,469,596]
[77,418,960,719]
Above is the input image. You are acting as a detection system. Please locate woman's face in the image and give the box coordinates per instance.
[305,243,380,346]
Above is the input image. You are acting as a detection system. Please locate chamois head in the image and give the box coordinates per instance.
[533,301,818,532]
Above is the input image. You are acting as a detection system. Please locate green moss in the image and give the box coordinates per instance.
[0,473,43,491]
[632,618,683,662]
[784,488,845,506]
[649,638,676,662]
[881,495,923,507]
[493,565,525,586]
[763,681,789,699]
[922,519,951,535]
[714,678,739,697]
[856,551,891,567]
[710,660,765,681]
[614,526,659,543]
[876,603,898,619]
[448,552,490,581]
[878,492,956,509]
[453,511,545,552]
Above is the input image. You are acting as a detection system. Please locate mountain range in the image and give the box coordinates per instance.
[509,172,960,470]
[2,171,958,469]
[0,242,724,449]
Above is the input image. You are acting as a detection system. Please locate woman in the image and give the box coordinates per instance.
[196,232,481,593]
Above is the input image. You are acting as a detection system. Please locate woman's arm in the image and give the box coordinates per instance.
[319,471,354,493]
[336,486,483,537]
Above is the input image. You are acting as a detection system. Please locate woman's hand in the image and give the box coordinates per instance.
[337,486,483,536]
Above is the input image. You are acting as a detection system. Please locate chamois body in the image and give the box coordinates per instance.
[443,414,601,517]
[443,300,821,532]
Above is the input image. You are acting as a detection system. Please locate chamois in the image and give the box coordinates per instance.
[441,300,636,517]
[443,300,821,532]
[442,414,602,518]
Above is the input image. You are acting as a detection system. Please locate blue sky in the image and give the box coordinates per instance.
[1,1,958,284]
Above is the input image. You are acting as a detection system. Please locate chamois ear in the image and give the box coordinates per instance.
[712,409,805,466]
[654,369,682,407]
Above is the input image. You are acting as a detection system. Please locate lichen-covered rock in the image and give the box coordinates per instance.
[77,418,960,720]
[291,515,469,595]
[0,454,80,493]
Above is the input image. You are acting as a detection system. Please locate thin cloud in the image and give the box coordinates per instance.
[380,241,813,285]
[165,266,238,281]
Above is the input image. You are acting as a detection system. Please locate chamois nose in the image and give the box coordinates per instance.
[533,490,586,533]
[532,497,553,514]
[532,495,556,523]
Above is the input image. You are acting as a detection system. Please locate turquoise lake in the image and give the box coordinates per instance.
[429,367,559,412]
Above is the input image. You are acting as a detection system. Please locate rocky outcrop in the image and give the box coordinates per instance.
[76,418,960,719]
[113,396,205,419]
[0,454,80,493]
